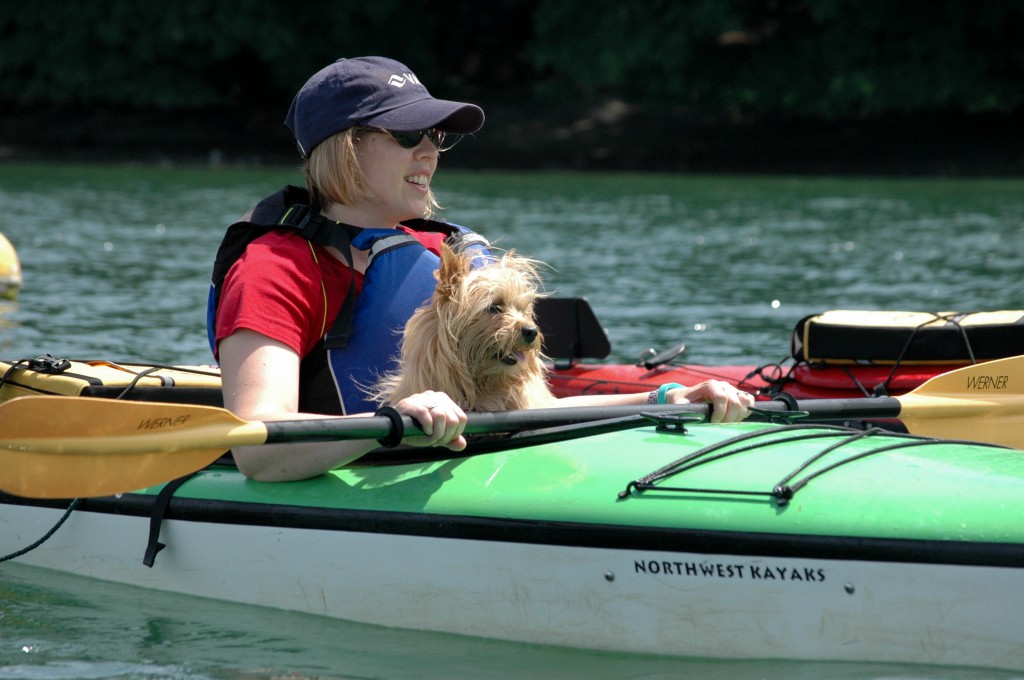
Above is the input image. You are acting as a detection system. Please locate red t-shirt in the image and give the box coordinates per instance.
[214,226,446,359]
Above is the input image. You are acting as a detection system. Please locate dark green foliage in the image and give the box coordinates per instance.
[0,0,1020,120]
[530,0,1024,118]
[0,0,537,109]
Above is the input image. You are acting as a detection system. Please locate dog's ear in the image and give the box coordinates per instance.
[436,242,471,300]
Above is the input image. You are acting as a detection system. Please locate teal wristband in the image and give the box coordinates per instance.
[657,383,683,405]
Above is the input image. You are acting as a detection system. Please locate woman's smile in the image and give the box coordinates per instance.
[405,173,430,191]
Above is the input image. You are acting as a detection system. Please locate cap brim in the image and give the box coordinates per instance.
[362,97,484,134]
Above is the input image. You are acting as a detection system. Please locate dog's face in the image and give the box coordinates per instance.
[372,243,554,411]
[434,244,546,379]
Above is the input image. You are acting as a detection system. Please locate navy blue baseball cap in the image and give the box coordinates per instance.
[285,56,485,157]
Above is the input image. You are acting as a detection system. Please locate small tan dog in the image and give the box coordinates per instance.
[369,243,557,411]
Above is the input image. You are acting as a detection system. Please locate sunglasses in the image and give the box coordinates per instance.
[359,127,462,152]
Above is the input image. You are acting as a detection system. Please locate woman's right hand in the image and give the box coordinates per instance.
[666,380,754,423]
[395,390,468,451]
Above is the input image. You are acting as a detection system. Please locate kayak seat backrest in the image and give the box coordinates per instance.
[792,310,1024,364]
[534,297,612,366]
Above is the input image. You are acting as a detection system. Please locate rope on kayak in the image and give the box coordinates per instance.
[618,425,1006,506]
[755,311,984,399]
[870,311,980,396]
[0,354,73,391]
[618,424,857,502]
[744,359,797,397]
[776,435,1005,501]
[0,498,79,563]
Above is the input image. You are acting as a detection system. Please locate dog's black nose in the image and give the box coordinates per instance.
[521,326,538,344]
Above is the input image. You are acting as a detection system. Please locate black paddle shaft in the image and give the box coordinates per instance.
[260,398,905,446]
[261,403,711,444]
[782,396,903,420]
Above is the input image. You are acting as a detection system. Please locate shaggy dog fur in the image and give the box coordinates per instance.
[368,244,556,411]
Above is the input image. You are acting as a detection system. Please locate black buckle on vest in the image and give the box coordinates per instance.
[278,204,314,229]
[281,204,339,247]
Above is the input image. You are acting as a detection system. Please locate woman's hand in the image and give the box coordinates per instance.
[666,380,755,423]
[395,390,468,451]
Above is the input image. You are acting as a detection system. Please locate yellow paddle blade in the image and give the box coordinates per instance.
[897,355,1024,449]
[0,396,267,499]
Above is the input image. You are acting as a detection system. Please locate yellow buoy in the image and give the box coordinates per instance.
[0,232,22,301]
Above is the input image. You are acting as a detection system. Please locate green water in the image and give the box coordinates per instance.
[2,162,1024,678]
[1,162,1022,366]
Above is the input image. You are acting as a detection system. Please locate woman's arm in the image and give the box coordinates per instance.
[220,329,466,481]
[554,380,755,423]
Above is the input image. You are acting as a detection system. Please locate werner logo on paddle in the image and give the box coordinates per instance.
[136,414,192,430]
[966,374,1009,391]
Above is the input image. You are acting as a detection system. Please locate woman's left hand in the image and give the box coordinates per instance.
[666,381,755,423]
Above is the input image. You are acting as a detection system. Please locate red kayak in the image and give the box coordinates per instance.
[547,360,968,400]
[539,299,1022,401]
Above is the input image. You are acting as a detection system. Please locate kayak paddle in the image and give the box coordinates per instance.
[1,354,1022,499]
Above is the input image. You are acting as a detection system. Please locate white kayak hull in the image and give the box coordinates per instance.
[4,502,1021,670]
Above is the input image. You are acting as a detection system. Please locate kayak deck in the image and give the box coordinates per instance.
[136,421,1024,550]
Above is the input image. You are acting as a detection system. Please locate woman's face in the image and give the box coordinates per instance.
[354,131,439,227]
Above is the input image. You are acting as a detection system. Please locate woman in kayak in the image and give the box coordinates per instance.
[211,56,754,482]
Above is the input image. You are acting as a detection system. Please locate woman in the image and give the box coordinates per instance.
[211,56,753,482]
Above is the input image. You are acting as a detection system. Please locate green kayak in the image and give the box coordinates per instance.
[3,409,1024,671]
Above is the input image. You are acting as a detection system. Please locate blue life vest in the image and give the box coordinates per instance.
[207,186,490,415]
[328,228,490,413]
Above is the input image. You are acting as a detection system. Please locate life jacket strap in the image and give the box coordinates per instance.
[279,205,360,349]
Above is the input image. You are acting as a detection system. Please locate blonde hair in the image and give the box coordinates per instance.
[305,127,440,219]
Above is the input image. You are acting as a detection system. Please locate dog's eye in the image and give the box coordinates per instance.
[487,304,502,314]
